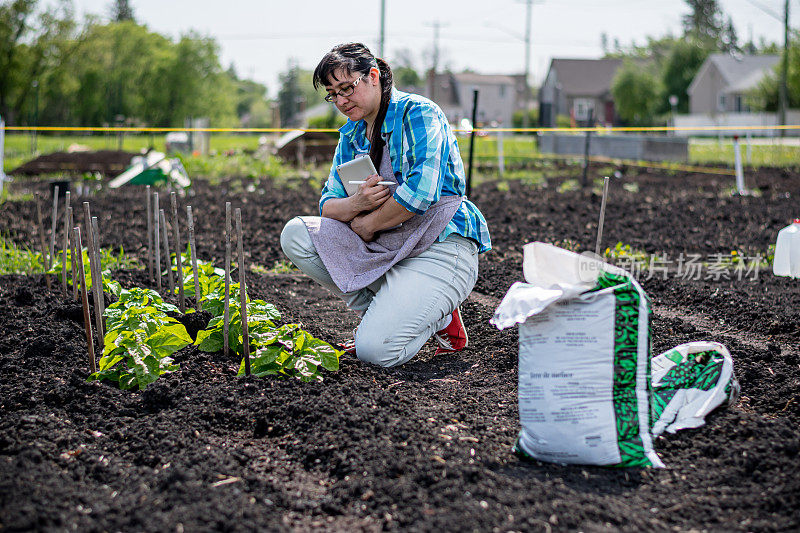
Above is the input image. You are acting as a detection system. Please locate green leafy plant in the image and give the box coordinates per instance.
[557,179,580,193]
[194,293,280,354]
[603,242,650,264]
[0,235,46,275]
[88,285,191,390]
[238,323,340,381]
[177,253,226,301]
[194,274,342,382]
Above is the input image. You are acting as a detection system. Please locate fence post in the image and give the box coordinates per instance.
[466,89,479,198]
[733,135,746,195]
[497,129,505,178]
[581,109,594,188]
[0,114,6,196]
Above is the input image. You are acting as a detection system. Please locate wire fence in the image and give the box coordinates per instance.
[2,125,800,181]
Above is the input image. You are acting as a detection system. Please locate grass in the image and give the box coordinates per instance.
[2,133,270,174]
[4,134,799,185]
[689,139,800,167]
[0,233,141,276]
[179,152,286,182]
[0,236,46,275]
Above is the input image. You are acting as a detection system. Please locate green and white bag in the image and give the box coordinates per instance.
[651,341,739,436]
[492,243,662,467]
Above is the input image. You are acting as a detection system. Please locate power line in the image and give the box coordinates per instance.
[740,0,784,20]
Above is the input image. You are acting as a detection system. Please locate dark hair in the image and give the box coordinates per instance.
[313,43,393,170]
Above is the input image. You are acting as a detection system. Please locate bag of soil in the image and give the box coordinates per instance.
[651,341,739,437]
[492,243,663,467]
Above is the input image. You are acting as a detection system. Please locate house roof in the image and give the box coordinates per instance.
[689,53,780,94]
[452,72,517,85]
[545,58,623,97]
[426,71,520,107]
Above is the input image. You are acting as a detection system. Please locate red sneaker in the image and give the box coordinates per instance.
[338,338,356,355]
[434,307,468,355]
[337,328,357,355]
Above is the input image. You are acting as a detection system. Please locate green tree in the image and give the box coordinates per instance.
[611,60,663,126]
[392,48,421,88]
[162,32,237,126]
[277,62,325,127]
[110,0,134,22]
[748,39,800,111]
[659,39,709,114]
[278,61,302,127]
[53,22,237,127]
[682,0,723,45]
[721,16,739,52]
[0,0,78,124]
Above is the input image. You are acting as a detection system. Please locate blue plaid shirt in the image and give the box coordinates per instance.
[319,89,491,253]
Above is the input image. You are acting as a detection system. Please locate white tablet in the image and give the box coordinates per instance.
[337,156,383,196]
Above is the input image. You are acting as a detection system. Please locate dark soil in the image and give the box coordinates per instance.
[1,162,799,532]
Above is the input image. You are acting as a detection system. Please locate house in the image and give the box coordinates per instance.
[674,53,799,136]
[422,72,528,127]
[687,53,780,114]
[539,58,623,127]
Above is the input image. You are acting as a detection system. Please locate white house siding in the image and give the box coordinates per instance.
[454,80,515,126]
[689,63,729,115]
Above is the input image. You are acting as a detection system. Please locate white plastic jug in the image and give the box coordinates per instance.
[773,219,800,278]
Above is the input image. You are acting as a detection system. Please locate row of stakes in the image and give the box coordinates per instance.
[36,185,253,377]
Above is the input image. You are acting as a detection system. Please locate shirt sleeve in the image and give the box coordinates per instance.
[393,103,447,215]
[319,141,348,215]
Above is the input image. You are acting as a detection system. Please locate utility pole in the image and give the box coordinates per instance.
[0,114,6,196]
[379,0,386,57]
[518,0,539,130]
[778,0,789,138]
[426,20,446,103]
[524,0,532,99]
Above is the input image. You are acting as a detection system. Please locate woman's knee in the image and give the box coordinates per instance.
[355,330,411,368]
[279,217,309,260]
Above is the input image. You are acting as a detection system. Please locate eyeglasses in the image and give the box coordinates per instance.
[324,75,366,102]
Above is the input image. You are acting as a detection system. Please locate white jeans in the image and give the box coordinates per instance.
[280,217,479,367]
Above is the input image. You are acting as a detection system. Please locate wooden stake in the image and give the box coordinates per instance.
[223,202,231,358]
[153,192,161,292]
[236,208,250,376]
[146,185,153,281]
[61,191,70,296]
[187,206,201,311]
[595,176,610,258]
[83,203,104,350]
[74,227,96,373]
[34,194,51,288]
[68,206,78,300]
[49,185,59,277]
[160,209,175,295]
[91,216,105,320]
[171,192,185,313]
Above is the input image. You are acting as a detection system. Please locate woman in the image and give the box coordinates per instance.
[280,43,490,367]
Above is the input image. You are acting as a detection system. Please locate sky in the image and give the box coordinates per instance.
[68,0,795,97]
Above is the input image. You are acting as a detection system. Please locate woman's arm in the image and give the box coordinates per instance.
[321,175,391,222]
[350,196,415,241]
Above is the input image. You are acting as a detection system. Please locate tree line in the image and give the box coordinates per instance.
[0,0,270,128]
[607,0,798,126]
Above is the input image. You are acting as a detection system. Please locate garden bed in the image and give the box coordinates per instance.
[1,162,799,531]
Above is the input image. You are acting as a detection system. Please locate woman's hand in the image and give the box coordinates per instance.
[350,213,376,242]
[349,175,391,213]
